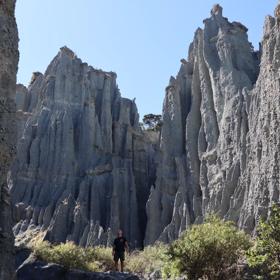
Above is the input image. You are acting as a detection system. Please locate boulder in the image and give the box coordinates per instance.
[17,256,139,280]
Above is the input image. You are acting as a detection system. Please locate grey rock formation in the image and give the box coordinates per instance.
[231,8,280,231]
[0,0,19,279]
[11,1,280,251]
[11,47,156,248]
[145,4,263,244]
[17,255,139,280]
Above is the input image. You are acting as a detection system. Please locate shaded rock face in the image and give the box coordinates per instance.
[0,0,19,279]
[12,47,156,248]
[145,5,262,244]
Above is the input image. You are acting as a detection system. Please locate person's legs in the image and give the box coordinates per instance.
[114,254,119,271]
[120,252,125,272]
[114,260,119,271]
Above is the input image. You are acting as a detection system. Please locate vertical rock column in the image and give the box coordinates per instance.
[0,0,19,279]
[11,47,156,248]
[232,3,280,231]
[145,4,259,244]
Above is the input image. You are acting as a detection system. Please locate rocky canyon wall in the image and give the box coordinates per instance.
[234,4,280,232]
[0,0,19,279]
[11,47,157,248]
[145,4,280,244]
[11,2,280,249]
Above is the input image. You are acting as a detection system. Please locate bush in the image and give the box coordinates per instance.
[163,216,251,280]
[126,244,167,275]
[247,204,280,280]
[33,241,113,272]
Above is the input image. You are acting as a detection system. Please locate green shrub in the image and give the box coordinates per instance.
[247,204,280,280]
[126,244,167,275]
[163,216,251,280]
[33,241,113,272]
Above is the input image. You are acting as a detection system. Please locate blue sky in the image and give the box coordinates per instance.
[16,0,277,119]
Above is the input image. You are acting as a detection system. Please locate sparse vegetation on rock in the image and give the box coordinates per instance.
[18,207,280,280]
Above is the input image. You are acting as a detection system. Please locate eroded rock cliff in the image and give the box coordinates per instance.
[232,4,280,231]
[12,47,156,248]
[0,0,19,278]
[11,2,280,249]
[145,4,271,244]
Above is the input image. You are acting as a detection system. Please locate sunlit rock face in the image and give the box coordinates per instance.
[145,4,266,244]
[0,0,19,279]
[235,10,280,232]
[12,47,157,248]
[11,2,280,250]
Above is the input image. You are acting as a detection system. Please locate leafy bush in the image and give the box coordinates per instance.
[247,204,280,280]
[163,216,251,280]
[33,241,113,272]
[126,244,167,275]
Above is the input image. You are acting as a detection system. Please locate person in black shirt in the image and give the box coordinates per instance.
[112,229,129,272]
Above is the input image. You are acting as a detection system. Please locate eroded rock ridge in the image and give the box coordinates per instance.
[12,47,157,248]
[145,4,280,244]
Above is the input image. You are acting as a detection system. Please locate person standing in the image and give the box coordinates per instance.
[112,229,129,272]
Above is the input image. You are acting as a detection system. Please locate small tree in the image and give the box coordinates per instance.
[247,204,280,279]
[142,114,162,131]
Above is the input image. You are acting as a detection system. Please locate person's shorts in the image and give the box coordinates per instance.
[114,251,125,262]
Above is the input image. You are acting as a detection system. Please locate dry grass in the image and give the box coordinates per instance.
[33,241,114,272]
[32,240,167,275]
[126,244,167,275]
